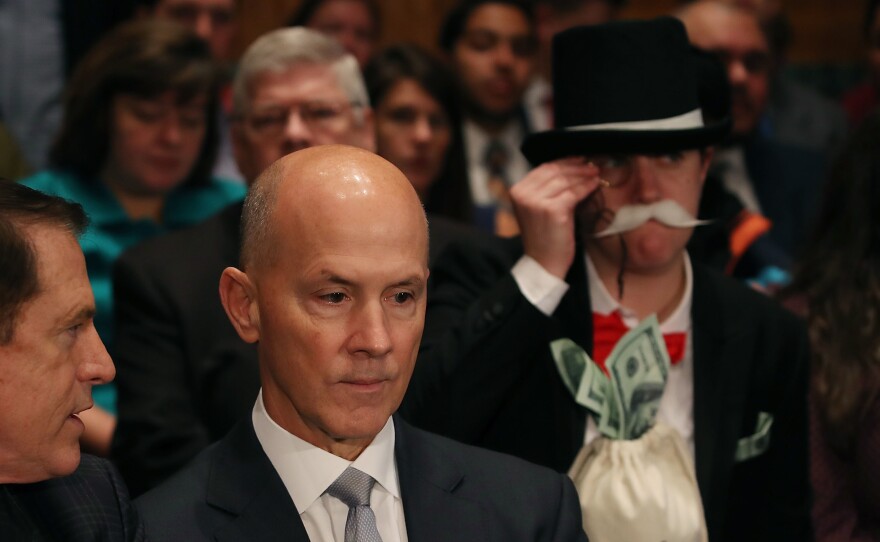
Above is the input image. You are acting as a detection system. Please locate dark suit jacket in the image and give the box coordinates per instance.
[399,236,812,542]
[1,455,144,541]
[136,416,586,541]
[111,202,488,496]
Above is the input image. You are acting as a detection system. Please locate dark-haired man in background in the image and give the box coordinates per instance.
[0,181,142,540]
[440,0,537,235]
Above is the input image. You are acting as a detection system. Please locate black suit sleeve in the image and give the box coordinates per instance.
[734,307,812,541]
[401,237,559,440]
[111,252,212,497]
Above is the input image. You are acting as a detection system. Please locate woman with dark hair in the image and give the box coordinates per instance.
[784,112,880,540]
[21,19,245,452]
[364,44,472,223]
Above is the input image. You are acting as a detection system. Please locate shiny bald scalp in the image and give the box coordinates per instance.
[239,145,428,271]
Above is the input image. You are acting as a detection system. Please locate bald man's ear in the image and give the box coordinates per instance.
[219,267,261,344]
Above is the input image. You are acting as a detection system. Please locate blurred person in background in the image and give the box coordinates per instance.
[842,0,880,128]
[364,43,473,225]
[678,0,843,286]
[21,20,245,455]
[526,0,626,132]
[139,0,245,183]
[440,0,537,236]
[137,0,238,62]
[783,112,880,541]
[288,0,381,69]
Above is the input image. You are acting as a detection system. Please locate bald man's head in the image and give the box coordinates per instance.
[221,144,430,456]
[240,145,428,272]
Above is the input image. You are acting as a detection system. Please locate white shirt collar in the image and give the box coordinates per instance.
[462,118,531,205]
[251,390,400,514]
[585,252,693,334]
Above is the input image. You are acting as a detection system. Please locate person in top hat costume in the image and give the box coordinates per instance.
[400,17,811,541]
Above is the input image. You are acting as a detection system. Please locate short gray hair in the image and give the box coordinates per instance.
[232,27,369,118]
[239,159,286,270]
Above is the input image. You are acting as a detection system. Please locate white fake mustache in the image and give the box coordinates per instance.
[593,200,711,238]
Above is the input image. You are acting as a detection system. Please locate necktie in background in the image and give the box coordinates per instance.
[326,467,383,542]
[592,311,685,372]
[483,139,519,237]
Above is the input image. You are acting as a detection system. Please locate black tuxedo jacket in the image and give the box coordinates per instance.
[399,236,812,542]
[111,202,488,496]
[1,455,144,541]
[136,416,586,541]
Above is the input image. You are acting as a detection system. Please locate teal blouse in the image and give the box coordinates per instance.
[21,170,246,413]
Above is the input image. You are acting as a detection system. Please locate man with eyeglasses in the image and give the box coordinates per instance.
[440,0,537,236]
[401,18,810,541]
[678,0,843,279]
[110,27,377,496]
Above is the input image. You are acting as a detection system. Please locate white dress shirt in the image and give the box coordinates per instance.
[252,391,408,541]
[523,76,553,132]
[462,118,532,205]
[511,252,696,458]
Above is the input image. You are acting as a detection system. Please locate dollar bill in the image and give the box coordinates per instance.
[550,338,588,398]
[606,315,671,440]
[575,357,609,416]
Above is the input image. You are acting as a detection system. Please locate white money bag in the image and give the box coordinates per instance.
[568,422,708,542]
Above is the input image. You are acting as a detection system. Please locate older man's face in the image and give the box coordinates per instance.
[0,227,114,483]
[222,148,427,458]
[682,6,770,137]
[231,63,375,184]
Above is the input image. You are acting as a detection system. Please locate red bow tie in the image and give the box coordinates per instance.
[592,311,686,373]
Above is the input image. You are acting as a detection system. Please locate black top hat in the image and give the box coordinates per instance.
[521,17,731,165]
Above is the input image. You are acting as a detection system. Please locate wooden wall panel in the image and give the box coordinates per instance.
[232,0,867,65]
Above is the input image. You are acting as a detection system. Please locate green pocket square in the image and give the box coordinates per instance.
[734,411,773,462]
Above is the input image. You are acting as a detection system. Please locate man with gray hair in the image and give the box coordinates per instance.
[111,26,375,496]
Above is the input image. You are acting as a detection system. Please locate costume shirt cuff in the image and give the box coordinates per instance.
[511,255,569,316]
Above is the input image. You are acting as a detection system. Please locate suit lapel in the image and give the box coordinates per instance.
[394,418,490,541]
[690,267,751,517]
[557,249,593,352]
[209,421,309,542]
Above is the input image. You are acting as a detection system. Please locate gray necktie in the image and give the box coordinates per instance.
[326,467,383,542]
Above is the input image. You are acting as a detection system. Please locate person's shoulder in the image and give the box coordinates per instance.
[397,421,584,538]
[401,420,570,494]
[118,202,241,270]
[693,262,804,332]
[167,177,245,224]
[18,169,82,196]
[14,455,144,541]
[135,440,215,527]
[196,176,247,204]
[430,231,524,273]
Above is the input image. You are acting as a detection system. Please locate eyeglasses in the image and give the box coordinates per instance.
[589,153,693,189]
[237,101,361,138]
